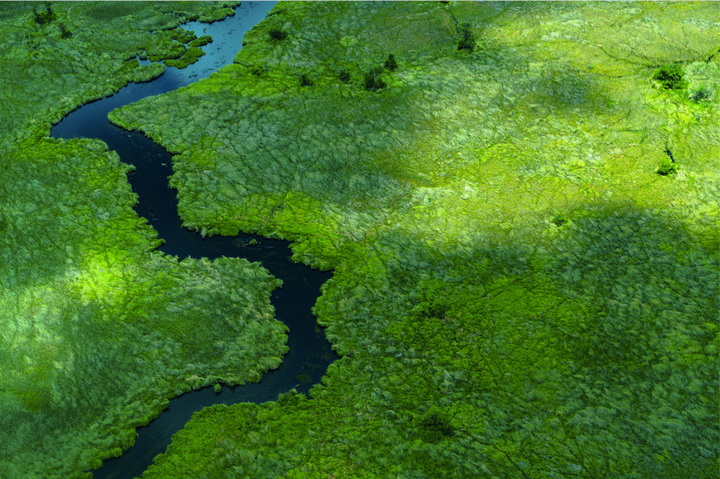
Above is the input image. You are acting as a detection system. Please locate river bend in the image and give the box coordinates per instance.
[51,4,338,478]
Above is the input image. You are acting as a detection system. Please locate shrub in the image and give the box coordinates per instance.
[457,22,475,52]
[416,407,455,443]
[689,84,711,102]
[277,389,306,407]
[268,27,288,41]
[59,24,73,39]
[33,3,57,25]
[364,68,386,91]
[338,69,351,83]
[551,213,569,227]
[299,74,313,87]
[384,53,398,71]
[656,157,678,176]
[652,63,687,90]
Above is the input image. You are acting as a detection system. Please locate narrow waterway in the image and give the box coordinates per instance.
[51,3,339,478]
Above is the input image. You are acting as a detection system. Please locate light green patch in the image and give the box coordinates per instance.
[5,1,718,478]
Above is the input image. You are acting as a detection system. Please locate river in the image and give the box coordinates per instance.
[51,3,339,478]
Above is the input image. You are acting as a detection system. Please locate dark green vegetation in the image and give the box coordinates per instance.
[364,66,387,91]
[269,26,288,41]
[652,63,688,90]
[656,157,679,176]
[338,68,351,83]
[106,2,719,478]
[457,22,475,52]
[299,73,313,87]
[2,1,719,478]
[384,53,398,71]
[690,83,711,102]
[32,2,57,25]
[0,2,295,478]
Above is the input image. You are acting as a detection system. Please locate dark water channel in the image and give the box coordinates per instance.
[51,3,339,478]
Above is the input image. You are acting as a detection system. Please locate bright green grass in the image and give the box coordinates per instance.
[0,2,299,478]
[106,1,719,478]
[2,1,718,478]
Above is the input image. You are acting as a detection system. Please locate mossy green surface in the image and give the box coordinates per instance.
[0,2,295,478]
[3,1,718,478]
[106,2,719,478]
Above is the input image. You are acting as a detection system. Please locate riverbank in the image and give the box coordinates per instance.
[113,2,718,478]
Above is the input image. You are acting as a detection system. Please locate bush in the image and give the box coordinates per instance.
[551,213,569,227]
[689,84,711,102]
[656,157,678,176]
[33,3,57,25]
[277,389,306,407]
[364,68,386,91]
[457,22,475,52]
[338,69,350,83]
[299,74,313,87]
[416,407,455,443]
[59,24,73,39]
[268,27,288,41]
[652,63,687,90]
[384,53,398,71]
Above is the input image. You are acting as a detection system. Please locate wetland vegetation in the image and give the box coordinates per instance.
[1,1,718,478]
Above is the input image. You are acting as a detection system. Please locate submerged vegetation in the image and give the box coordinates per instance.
[1,1,719,478]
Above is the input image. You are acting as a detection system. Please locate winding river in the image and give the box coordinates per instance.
[51,3,339,478]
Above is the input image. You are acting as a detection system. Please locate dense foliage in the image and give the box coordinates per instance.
[2,1,718,478]
[652,63,688,90]
[0,2,296,478]
[106,2,719,478]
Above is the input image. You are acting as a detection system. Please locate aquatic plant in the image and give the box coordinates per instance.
[165,47,205,69]
[189,35,213,49]
[0,2,288,477]
[102,1,719,477]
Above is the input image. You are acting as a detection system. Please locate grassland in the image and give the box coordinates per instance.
[1,1,718,478]
[0,2,297,478]
[106,2,719,478]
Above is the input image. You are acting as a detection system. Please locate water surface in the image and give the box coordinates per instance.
[52,3,339,478]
